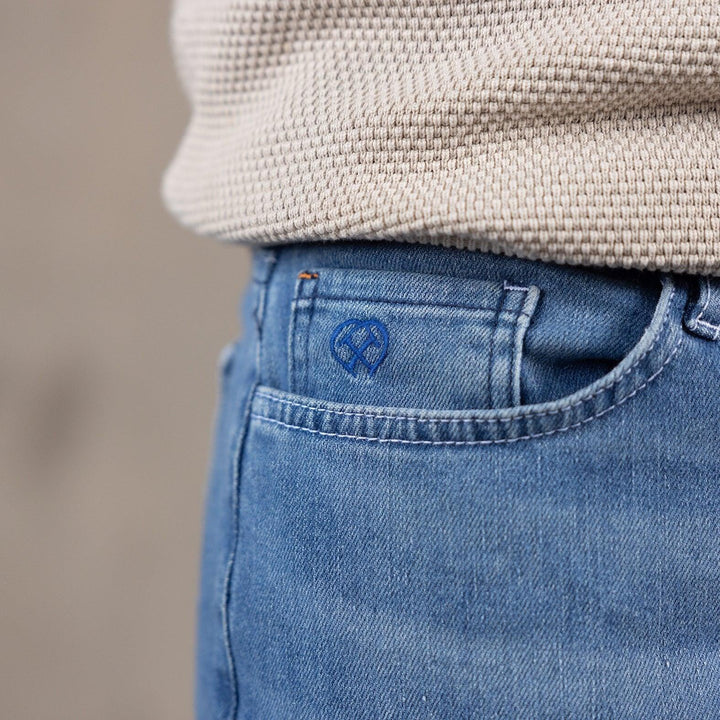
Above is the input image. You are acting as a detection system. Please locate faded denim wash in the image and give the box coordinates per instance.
[198,241,720,720]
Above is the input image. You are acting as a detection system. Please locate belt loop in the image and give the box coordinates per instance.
[251,246,278,285]
[683,276,720,341]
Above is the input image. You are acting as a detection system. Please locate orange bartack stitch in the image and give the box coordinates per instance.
[297,271,319,279]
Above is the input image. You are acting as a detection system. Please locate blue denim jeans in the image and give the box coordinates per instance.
[198,241,720,719]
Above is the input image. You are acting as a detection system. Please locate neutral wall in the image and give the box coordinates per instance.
[0,4,250,719]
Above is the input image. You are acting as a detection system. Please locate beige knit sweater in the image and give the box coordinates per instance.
[163,1,720,274]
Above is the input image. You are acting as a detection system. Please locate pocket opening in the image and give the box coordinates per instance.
[519,271,664,405]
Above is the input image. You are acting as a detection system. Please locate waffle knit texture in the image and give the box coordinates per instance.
[163,1,720,274]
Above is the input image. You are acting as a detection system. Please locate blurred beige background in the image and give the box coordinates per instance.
[0,4,250,719]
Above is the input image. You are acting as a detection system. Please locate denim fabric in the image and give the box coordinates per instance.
[198,241,720,720]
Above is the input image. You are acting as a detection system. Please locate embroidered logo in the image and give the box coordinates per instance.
[330,318,389,377]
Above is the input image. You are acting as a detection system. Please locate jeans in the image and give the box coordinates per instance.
[198,241,720,719]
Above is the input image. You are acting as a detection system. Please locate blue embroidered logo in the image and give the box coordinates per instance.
[330,318,389,377]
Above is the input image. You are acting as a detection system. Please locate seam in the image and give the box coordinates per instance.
[221,388,252,720]
[503,281,530,292]
[303,279,319,392]
[308,295,507,313]
[695,318,720,332]
[507,301,522,408]
[511,289,536,406]
[487,285,508,408]
[222,262,276,720]
[252,285,676,425]
[287,299,298,393]
[687,276,712,330]
[249,332,683,446]
[693,277,712,325]
[290,276,320,393]
[702,324,720,340]
[687,278,720,338]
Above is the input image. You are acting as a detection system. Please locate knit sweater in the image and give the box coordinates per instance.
[162,1,720,274]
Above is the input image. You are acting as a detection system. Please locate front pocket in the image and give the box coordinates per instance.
[288,268,540,411]
[256,274,682,446]
[234,311,706,720]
